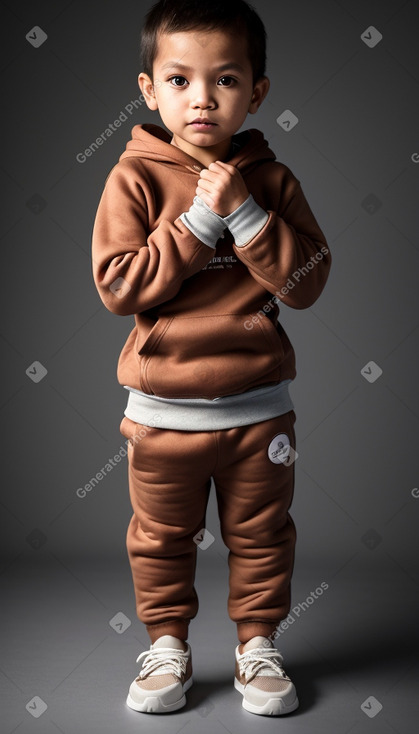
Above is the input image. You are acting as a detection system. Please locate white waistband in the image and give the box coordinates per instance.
[123,380,294,431]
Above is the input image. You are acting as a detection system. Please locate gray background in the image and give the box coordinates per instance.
[1,0,418,732]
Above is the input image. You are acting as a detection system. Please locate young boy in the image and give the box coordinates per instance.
[92,0,331,717]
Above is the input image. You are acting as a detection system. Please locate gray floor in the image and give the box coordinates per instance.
[2,547,418,734]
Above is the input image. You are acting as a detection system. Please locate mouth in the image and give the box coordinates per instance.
[189,119,217,130]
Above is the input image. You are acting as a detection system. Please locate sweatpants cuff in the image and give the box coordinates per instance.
[146,619,190,644]
[237,621,280,644]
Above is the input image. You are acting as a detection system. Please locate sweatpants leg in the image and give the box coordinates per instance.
[120,410,297,646]
[212,411,297,644]
[120,416,215,643]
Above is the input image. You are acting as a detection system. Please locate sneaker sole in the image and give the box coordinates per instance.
[234,677,299,716]
[126,675,193,714]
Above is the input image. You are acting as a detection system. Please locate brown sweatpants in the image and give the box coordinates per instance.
[120,410,297,645]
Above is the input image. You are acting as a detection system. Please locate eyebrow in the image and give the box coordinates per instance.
[160,61,245,73]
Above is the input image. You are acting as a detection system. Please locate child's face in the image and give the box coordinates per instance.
[138,28,269,165]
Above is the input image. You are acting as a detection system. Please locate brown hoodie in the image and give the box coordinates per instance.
[91,124,331,400]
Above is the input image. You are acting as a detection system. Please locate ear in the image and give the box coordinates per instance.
[138,72,159,111]
[248,76,270,114]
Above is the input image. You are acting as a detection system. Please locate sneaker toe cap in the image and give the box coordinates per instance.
[244,679,296,707]
[129,677,181,705]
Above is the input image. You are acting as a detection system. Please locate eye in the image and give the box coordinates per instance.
[168,76,188,87]
[218,76,236,86]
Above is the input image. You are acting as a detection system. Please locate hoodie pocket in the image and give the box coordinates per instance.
[138,313,285,399]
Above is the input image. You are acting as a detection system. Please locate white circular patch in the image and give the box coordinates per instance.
[268,433,291,464]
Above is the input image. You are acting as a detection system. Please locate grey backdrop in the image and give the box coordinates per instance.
[1,1,418,733]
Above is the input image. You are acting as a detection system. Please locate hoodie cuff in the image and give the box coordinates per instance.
[179,196,228,248]
[223,194,269,246]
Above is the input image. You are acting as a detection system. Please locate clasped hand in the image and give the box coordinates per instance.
[195,161,249,217]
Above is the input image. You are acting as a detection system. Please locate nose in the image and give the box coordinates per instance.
[191,81,215,109]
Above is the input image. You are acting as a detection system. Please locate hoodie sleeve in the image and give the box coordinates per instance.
[91,163,216,315]
[229,172,331,310]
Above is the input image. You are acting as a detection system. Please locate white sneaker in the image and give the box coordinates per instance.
[126,635,193,713]
[234,636,299,716]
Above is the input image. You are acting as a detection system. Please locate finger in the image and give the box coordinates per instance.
[209,160,235,172]
[196,178,214,193]
[196,189,214,207]
[206,162,235,181]
[198,168,218,182]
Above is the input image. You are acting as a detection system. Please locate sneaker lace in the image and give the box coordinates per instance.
[136,647,188,680]
[239,648,288,683]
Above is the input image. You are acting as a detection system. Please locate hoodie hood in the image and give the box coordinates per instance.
[119,123,276,175]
